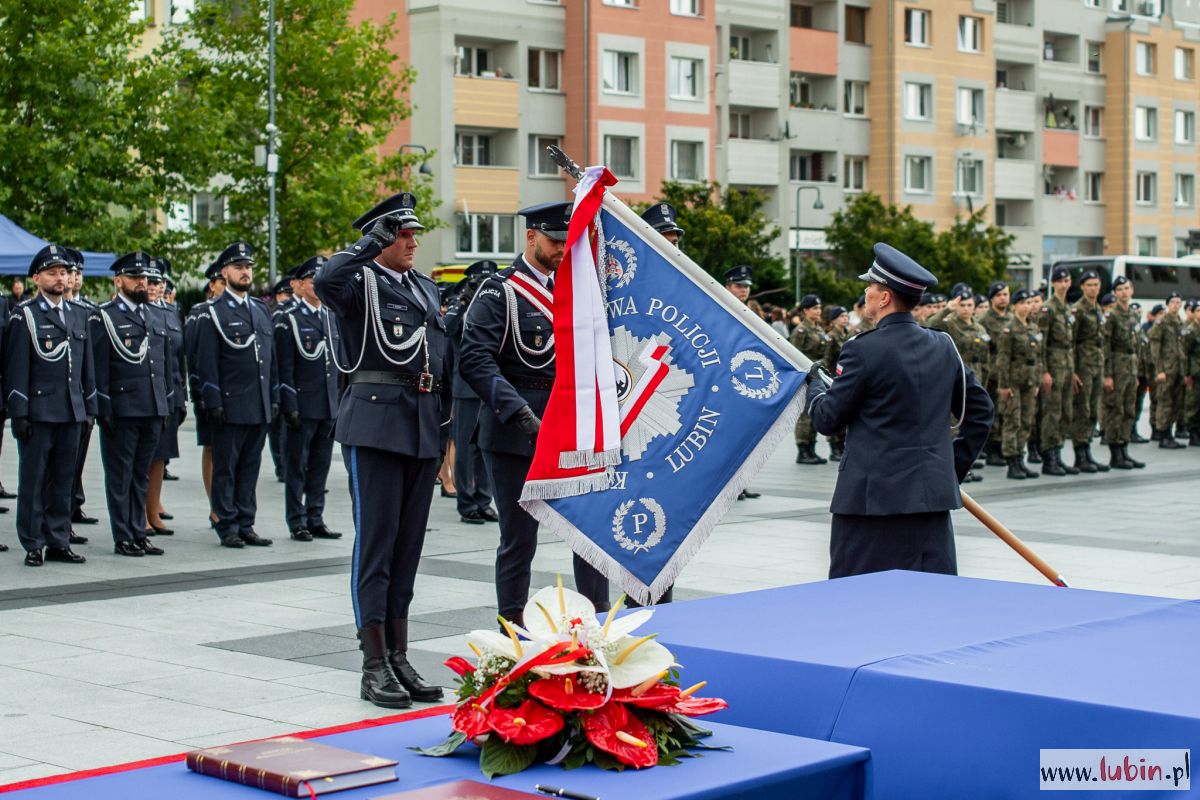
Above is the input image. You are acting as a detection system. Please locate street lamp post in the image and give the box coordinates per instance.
[399,144,434,177]
[792,185,825,302]
[266,0,278,285]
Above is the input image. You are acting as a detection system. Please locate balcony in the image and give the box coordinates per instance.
[455,165,519,214]
[994,89,1036,133]
[789,28,838,76]
[726,139,782,186]
[787,108,843,152]
[1044,129,1079,167]
[454,76,521,129]
[994,20,1040,63]
[1043,33,1080,67]
[994,159,1036,200]
[729,60,781,108]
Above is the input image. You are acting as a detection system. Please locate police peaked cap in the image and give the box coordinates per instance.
[111,251,154,277]
[859,243,936,298]
[798,293,821,310]
[291,256,327,281]
[65,247,84,272]
[465,259,498,278]
[641,202,685,237]
[519,201,572,242]
[204,260,223,281]
[272,277,294,295]
[724,264,753,286]
[29,244,71,277]
[353,191,424,233]
[216,241,256,270]
[153,256,172,277]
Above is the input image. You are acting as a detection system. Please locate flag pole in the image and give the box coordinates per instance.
[960,490,1070,587]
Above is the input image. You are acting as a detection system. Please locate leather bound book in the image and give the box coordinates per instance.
[185,737,398,797]
[372,781,543,799]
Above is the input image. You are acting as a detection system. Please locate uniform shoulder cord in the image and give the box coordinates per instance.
[287,311,327,362]
[97,307,149,364]
[327,266,427,374]
[21,305,71,367]
[500,280,555,369]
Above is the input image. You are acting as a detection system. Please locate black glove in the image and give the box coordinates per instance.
[283,410,301,431]
[178,407,187,424]
[366,214,403,249]
[11,417,32,441]
[271,403,280,421]
[514,405,541,436]
[209,407,225,430]
[97,416,115,435]
[805,364,833,387]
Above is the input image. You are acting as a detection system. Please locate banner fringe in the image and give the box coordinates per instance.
[520,472,613,502]
[557,448,623,470]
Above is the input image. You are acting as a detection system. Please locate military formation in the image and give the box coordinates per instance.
[788,269,1200,479]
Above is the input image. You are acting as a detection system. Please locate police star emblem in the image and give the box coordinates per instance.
[609,326,694,462]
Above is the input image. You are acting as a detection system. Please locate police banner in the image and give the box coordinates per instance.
[519,164,811,605]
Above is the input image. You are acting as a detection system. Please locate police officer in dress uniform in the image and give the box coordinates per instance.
[806,243,993,578]
[640,202,685,247]
[445,259,498,525]
[64,249,99,535]
[5,245,98,566]
[926,288,989,483]
[459,201,610,625]
[89,252,171,557]
[193,242,279,548]
[275,257,343,542]
[313,191,447,709]
[266,277,297,483]
[145,259,184,535]
[184,263,221,521]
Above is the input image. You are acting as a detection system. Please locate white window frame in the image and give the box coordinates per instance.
[1083,106,1102,138]
[1135,106,1157,141]
[905,8,930,47]
[1174,173,1195,207]
[1083,172,1103,203]
[1136,41,1155,76]
[956,87,984,127]
[1176,47,1195,80]
[729,111,752,139]
[528,49,562,92]
[1086,41,1103,73]
[604,135,639,178]
[670,140,704,182]
[669,57,703,101]
[455,132,494,166]
[904,155,932,193]
[1136,236,1157,257]
[602,50,637,95]
[957,16,982,53]
[670,0,701,16]
[529,135,561,176]
[730,34,751,60]
[789,151,821,182]
[843,80,867,117]
[904,82,932,121]
[456,45,493,77]
[1175,109,1196,144]
[456,213,518,258]
[844,156,866,192]
[603,0,638,6]
[1135,171,1157,205]
[955,158,983,196]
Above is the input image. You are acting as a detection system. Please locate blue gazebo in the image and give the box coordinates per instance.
[0,214,115,276]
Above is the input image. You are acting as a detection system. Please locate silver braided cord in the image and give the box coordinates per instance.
[501,281,555,370]
[288,312,327,362]
[98,308,150,364]
[22,306,69,363]
[206,304,256,350]
[327,265,426,374]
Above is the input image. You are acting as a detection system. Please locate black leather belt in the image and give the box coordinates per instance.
[509,376,555,391]
[349,370,443,393]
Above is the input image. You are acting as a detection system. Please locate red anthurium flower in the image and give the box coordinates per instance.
[529,675,607,711]
[612,684,680,709]
[583,702,658,769]
[668,696,729,717]
[487,700,564,745]
[444,656,475,677]
[451,702,491,738]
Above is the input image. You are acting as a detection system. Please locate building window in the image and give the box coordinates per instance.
[1136,42,1156,76]
[904,155,932,193]
[529,136,561,176]
[1135,106,1157,140]
[169,1,194,24]
[791,3,813,27]
[669,57,703,100]
[1136,236,1157,257]
[956,87,984,128]
[456,132,494,166]
[1176,110,1196,144]
[603,0,637,6]
[956,158,983,195]
[1176,237,1190,257]
[1083,106,1102,137]
[670,141,703,181]
[844,157,866,192]
[1087,42,1103,73]
[1136,171,1157,205]
[528,49,561,91]
[1085,0,1101,6]
[789,151,824,182]
[1174,174,1195,207]
[845,7,867,44]
[730,34,751,60]
[456,45,493,77]
[671,0,701,15]
[602,51,637,94]
[192,192,226,229]
[1176,48,1195,80]
[843,81,867,116]
[604,135,638,178]
[456,213,518,257]
[904,82,932,121]
[129,0,155,22]
[958,16,982,53]
[1083,172,1103,203]
[729,111,752,139]
[904,8,930,46]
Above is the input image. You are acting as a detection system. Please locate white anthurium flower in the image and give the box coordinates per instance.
[523,584,599,639]
[466,629,521,662]
[602,608,654,642]
[605,635,677,689]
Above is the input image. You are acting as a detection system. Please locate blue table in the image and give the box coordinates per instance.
[5,716,869,800]
[650,571,1183,739]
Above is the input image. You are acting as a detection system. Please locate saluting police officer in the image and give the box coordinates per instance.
[275,257,343,542]
[5,245,98,566]
[314,192,447,709]
[89,252,171,557]
[193,242,278,548]
[459,201,610,625]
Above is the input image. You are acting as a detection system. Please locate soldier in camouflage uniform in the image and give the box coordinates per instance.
[993,289,1043,480]
[978,281,1013,466]
[1026,290,1046,464]
[1101,276,1145,469]
[927,288,990,482]
[1142,304,1163,440]
[823,305,850,461]
[1069,270,1109,473]
[1149,293,1187,448]
[848,294,874,336]
[1037,267,1077,475]
[791,294,829,465]
[1181,300,1200,445]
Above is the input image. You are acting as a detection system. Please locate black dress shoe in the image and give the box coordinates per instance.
[163,469,179,481]
[460,510,487,525]
[740,489,761,499]
[239,530,273,546]
[291,529,313,542]
[0,506,8,514]
[159,511,174,520]
[0,542,7,552]
[220,536,245,548]
[147,524,174,536]
[69,532,89,545]
[478,507,499,522]
[24,550,43,567]
[308,524,342,539]
[46,547,86,564]
[136,539,165,556]
[71,511,99,525]
[0,484,15,499]
[114,541,144,557]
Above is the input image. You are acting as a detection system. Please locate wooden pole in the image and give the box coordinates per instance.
[960,490,1070,588]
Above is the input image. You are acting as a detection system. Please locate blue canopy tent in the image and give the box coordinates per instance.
[0,214,115,277]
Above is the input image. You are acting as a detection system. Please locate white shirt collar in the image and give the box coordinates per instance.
[302,298,321,314]
[224,289,248,306]
[43,295,65,312]
[521,255,552,288]
[119,292,141,313]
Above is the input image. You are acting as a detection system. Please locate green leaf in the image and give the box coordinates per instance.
[667,714,714,742]
[479,737,537,779]
[409,731,467,757]
[591,750,627,772]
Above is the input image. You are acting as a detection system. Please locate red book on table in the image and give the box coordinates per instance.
[185,737,398,797]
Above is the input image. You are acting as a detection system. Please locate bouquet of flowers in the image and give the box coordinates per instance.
[414,580,729,778]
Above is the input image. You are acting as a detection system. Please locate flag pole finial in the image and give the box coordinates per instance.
[547,145,584,181]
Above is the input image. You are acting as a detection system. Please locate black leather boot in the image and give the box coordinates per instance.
[1159,426,1183,449]
[829,442,844,462]
[387,620,444,702]
[796,443,824,465]
[986,443,1007,467]
[1027,442,1042,463]
[358,625,412,708]
[1058,448,1079,474]
[1006,456,1026,480]
[1122,444,1145,468]
[1085,443,1110,472]
[1109,444,1133,470]
[1041,449,1066,476]
[1151,428,1164,441]
[1019,455,1039,478]
[1073,444,1098,473]
[1190,430,1200,447]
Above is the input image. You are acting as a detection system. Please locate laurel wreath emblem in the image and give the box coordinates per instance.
[730,350,781,400]
[611,498,667,553]
[604,237,638,289]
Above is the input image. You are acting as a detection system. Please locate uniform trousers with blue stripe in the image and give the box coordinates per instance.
[344,445,437,629]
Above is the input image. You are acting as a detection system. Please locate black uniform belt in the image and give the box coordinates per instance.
[349,370,443,393]
[509,376,556,391]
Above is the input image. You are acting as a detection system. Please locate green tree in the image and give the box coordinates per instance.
[639,181,787,298]
[145,0,434,278]
[0,1,160,251]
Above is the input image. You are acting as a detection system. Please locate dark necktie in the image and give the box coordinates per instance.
[547,276,555,294]
[404,271,426,312]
